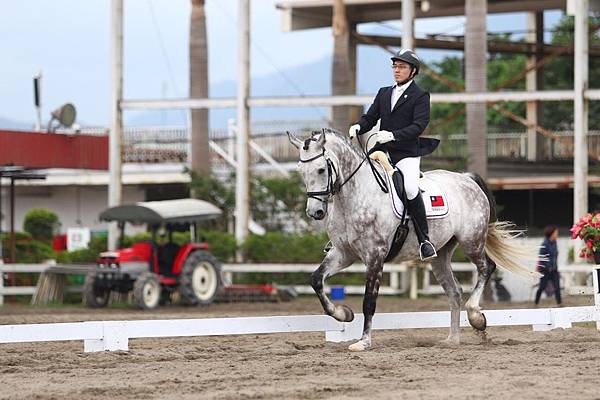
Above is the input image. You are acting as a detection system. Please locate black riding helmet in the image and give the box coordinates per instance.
[391,49,420,76]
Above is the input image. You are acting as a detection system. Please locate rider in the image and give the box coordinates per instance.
[348,49,439,261]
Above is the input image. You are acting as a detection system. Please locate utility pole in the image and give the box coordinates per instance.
[33,72,42,132]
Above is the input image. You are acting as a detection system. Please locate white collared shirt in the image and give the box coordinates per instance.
[391,80,413,111]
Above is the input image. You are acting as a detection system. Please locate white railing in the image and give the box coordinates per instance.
[54,124,600,164]
[2,261,596,305]
[1,305,599,352]
[0,262,409,304]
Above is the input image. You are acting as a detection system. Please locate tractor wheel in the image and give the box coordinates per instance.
[83,271,110,308]
[179,250,222,306]
[133,272,161,310]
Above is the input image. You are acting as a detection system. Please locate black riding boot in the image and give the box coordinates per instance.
[407,192,437,261]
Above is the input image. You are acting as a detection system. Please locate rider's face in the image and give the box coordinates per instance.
[392,61,412,83]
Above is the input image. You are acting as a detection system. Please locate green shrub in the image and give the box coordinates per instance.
[23,209,59,243]
[16,239,55,263]
[451,245,468,262]
[243,232,328,263]
[198,230,236,262]
[56,235,108,263]
[1,232,54,263]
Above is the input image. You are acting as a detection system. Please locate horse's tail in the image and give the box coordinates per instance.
[484,222,542,279]
[467,173,542,279]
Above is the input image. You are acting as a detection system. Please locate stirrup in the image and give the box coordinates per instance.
[419,240,437,262]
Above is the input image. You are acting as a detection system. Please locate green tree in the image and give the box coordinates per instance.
[188,171,236,230]
[417,15,600,139]
[188,171,309,232]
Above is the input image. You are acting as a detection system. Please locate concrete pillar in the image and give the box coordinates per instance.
[573,0,589,230]
[402,0,414,50]
[526,12,544,161]
[235,0,251,261]
[108,0,123,251]
[465,0,488,178]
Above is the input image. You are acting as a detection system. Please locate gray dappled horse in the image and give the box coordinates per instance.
[288,128,540,351]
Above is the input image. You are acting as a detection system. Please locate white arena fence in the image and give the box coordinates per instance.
[0,262,597,305]
[0,267,598,353]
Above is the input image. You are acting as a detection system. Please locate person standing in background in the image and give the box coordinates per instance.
[534,225,562,306]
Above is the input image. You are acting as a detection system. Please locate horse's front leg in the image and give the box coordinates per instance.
[311,246,356,322]
[348,261,384,352]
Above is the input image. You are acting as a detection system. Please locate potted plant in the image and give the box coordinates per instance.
[570,213,600,264]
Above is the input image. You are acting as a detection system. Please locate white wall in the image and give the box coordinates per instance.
[0,185,145,235]
[499,236,573,302]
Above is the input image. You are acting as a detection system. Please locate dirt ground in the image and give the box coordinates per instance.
[1,295,599,400]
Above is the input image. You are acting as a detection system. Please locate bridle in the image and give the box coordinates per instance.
[299,139,367,203]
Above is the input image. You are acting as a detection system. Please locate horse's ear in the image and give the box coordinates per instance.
[287,131,302,149]
[316,130,326,146]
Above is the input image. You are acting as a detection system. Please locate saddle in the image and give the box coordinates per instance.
[383,170,449,220]
[369,151,448,262]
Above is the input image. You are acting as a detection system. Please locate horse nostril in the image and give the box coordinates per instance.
[315,209,325,218]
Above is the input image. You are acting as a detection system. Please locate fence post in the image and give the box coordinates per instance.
[84,321,129,352]
[389,271,399,292]
[0,260,4,306]
[409,264,418,300]
[593,265,600,330]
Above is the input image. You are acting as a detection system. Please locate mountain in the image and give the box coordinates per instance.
[126,45,400,129]
[3,46,440,130]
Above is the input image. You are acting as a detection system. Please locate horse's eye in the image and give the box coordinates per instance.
[318,168,325,174]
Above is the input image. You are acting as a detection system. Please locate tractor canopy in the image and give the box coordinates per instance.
[99,198,222,226]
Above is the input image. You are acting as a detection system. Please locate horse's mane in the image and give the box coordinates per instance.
[309,127,364,159]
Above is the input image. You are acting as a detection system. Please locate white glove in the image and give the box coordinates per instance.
[376,130,395,144]
[348,124,361,139]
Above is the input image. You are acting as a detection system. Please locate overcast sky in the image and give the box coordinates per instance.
[0,1,562,127]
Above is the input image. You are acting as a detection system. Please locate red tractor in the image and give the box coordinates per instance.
[84,199,224,309]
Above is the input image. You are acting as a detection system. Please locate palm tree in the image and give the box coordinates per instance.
[331,0,357,132]
[190,0,210,175]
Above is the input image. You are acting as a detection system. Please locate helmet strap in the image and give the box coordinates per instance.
[396,67,417,86]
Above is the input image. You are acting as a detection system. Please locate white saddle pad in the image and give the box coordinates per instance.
[383,170,449,220]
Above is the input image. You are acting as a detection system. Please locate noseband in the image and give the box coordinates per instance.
[299,149,339,203]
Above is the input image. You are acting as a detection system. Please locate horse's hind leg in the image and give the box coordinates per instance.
[463,248,496,333]
[311,246,356,322]
[429,237,462,345]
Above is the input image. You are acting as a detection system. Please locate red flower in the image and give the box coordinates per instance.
[572,213,600,263]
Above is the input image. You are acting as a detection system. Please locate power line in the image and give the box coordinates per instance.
[211,0,328,120]
[146,0,187,124]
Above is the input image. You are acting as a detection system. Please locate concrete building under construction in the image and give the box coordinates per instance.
[1,0,598,248]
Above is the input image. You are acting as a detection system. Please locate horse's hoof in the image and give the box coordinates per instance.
[439,337,460,348]
[348,340,370,352]
[473,328,491,344]
[468,310,487,331]
[333,305,354,322]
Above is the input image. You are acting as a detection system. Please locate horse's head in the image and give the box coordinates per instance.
[288,130,338,220]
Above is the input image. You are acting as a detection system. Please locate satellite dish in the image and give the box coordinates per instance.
[52,103,76,127]
[47,103,77,132]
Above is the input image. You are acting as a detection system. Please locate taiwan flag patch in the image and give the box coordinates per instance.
[430,195,445,207]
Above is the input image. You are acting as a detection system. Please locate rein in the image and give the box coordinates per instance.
[357,133,389,194]
[299,142,367,202]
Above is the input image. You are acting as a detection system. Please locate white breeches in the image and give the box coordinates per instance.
[394,157,420,200]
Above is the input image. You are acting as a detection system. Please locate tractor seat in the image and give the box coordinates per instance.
[158,242,180,276]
